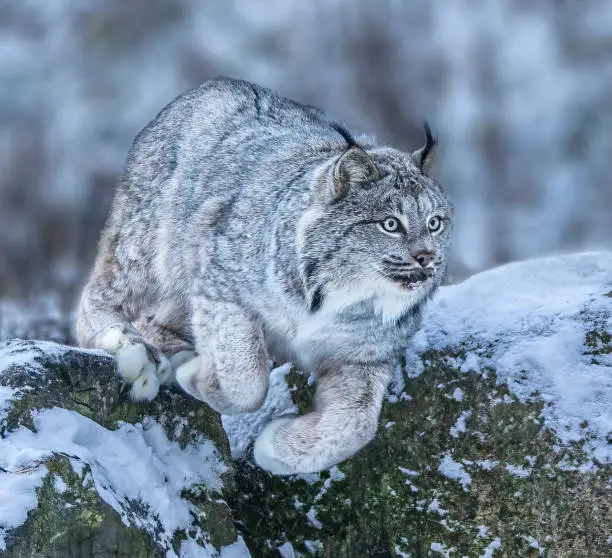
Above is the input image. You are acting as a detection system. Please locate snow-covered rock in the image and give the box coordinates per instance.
[0,340,248,557]
[1,252,610,557]
[412,251,612,464]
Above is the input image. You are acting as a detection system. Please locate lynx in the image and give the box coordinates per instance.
[76,78,452,475]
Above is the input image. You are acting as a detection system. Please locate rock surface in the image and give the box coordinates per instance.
[0,341,247,557]
[1,253,611,557]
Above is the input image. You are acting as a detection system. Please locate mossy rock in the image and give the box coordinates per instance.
[232,358,611,557]
[0,340,245,557]
[3,454,160,558]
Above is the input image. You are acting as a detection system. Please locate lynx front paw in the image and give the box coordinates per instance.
[100,327,171,402]
[174,354,268,414]
[112,341,161,402]
[173,355,237,412]
[253,417,297,475]
[253,410,377,475]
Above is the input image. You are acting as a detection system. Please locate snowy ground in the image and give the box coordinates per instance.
[0,252,610,555]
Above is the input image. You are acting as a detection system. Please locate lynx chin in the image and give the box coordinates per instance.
[76,78,452,475]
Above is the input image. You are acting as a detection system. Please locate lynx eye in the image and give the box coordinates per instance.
[381,217,401,233]
[427,215,444,233]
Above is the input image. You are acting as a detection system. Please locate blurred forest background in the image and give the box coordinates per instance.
[1,0,611,339]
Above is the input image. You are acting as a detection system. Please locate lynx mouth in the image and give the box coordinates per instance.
[382,268,433,290]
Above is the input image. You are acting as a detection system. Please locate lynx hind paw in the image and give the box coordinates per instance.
[100,328,166,401]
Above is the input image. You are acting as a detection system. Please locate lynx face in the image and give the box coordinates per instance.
[299,139,452,315]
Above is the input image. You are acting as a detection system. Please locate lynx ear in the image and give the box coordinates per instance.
[411,121,438,175]
[332,147,380,200]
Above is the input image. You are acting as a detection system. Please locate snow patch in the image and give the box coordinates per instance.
[0,406,227,553]
[220,536,251,558]
[0,464,48,551]
[0,385,15,418]
[460,353,480,373]
[476,459,500,471]
[427,497,448,516]
[0,380,48,552]
[313,466,345,503]
[52,474,68,494]
[277,541,296,558]
[506,464,532,478]
[306,506,323,529]
[523,534,545,553]
[410,253,612,463]
[304,539,323,554]
[450,410,472,439]
[480,537,502,558]
[430,541,454,556]
[438,454,472,490]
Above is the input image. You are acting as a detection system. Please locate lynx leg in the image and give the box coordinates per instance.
[175,297,269,415]
[253,361,391,475]
[75,231,169,401]
[77,298,171,401]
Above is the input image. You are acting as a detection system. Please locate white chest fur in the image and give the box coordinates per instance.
[296,278,423,343]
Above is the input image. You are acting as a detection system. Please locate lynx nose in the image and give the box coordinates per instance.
[413,250,435,267]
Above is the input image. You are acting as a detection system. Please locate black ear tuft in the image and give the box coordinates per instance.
[412,121,438,175]
[422,121,437,163]
[329,121,358,148]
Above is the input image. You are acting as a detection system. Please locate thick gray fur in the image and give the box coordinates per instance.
[75,77,452,475]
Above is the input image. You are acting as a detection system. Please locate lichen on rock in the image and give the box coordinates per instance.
[231,356,611,556]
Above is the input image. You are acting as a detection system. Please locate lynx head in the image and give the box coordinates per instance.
[298,123,452,316]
